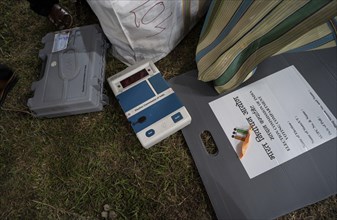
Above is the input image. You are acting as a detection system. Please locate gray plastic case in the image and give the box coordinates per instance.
[169,48,336,219]
[27,24,108,118]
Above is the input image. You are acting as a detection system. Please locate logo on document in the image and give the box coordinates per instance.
[232,127,252,159]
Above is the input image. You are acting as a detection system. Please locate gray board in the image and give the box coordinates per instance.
[169,47,337,219]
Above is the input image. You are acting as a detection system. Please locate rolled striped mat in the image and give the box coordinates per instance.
[196,0,337,93]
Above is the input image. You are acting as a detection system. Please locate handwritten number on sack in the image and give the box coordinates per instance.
[130,0,172,38]
[149,11,172,38]
[130,0,151,28]
[142,2,165,24]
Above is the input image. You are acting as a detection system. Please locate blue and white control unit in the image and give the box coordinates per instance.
[108,60,191,149]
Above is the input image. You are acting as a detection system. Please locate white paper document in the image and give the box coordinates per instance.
[209,66,337,178]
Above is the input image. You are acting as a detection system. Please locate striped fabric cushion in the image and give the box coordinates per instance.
[196,0,337,94]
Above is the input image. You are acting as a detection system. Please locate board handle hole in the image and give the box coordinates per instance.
[201,130,218,155]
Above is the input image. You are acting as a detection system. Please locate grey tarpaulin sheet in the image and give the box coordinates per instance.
[169,48,337,219]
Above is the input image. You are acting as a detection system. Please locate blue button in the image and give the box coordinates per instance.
[171,112,183,123]
[145,129,155,137]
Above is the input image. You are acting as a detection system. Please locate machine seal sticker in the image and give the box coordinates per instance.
[52,32,70,53]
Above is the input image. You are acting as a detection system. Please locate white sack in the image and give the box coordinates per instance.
[87,0,209,65]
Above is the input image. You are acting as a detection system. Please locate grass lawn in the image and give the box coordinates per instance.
[1,1,336,219]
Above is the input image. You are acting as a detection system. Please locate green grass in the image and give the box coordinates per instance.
[0,1,336,219]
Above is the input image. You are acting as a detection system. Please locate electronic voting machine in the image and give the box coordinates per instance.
[108,61,191,148]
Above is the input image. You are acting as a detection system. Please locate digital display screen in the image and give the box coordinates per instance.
[120,69,149,88]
